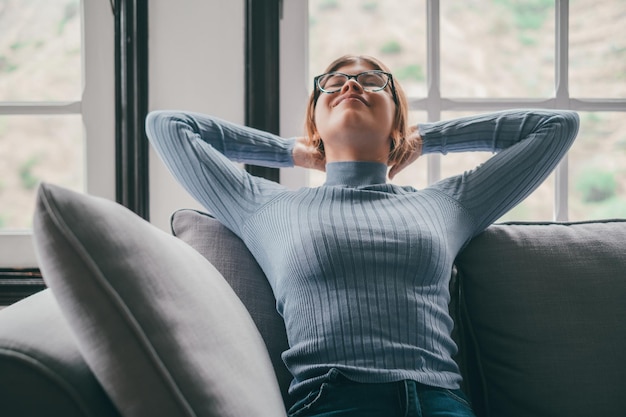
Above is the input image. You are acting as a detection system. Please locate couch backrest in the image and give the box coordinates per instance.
[170,209,295,408]
[172,209,626,417]
[455,220,626,417]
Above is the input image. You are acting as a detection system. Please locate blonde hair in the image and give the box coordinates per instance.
[304,55,414,166]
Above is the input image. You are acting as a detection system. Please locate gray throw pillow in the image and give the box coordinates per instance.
[33,183,286,417]
[456,220,626,417]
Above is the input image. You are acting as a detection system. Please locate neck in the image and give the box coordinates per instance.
[326,153,388,164]
[323,135,391,164]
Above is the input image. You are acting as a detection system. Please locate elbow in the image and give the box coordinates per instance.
[549,110,580,147]
[145,110,180,144]
[559,110,580,138]
[145,110,200,155]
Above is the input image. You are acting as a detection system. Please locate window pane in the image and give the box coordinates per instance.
[0,115,84,231]
[0,0,82,101]
[568,112,626,221]
[569,1,626,98]
[309,0,427,98]
[441,0,555,98]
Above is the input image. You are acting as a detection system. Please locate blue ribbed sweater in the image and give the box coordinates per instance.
[146,109,579,396]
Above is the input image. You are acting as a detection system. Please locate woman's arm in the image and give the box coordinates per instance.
[145,110,290,236]
[148,111,297,166]
[420,109,580,233]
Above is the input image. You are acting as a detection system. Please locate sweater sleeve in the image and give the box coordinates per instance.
[145,110,292,236]
[419,109,580,234]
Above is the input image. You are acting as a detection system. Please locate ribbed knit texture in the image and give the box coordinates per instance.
[146,109,579,397]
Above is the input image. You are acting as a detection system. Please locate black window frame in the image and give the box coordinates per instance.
[244,0,281,182]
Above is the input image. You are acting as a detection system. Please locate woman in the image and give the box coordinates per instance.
[146,55,579,417]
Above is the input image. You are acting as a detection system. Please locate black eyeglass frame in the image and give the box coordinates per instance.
[313,70,398,104]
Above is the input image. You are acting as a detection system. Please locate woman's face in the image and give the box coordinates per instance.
[314,61,396,163]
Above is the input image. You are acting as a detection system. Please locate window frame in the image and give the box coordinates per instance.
[280,0,626,220]
[245,0,281,183]
[0,1,115,268]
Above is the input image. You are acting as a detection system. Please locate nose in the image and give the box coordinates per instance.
[341,77,363,93]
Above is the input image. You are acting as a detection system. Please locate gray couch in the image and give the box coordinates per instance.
[0,183,625,417]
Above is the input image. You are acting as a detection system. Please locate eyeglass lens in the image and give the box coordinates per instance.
[318,71,389,93]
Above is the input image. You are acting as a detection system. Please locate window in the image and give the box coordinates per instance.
[280,0,626,221]
[0,0,114,267]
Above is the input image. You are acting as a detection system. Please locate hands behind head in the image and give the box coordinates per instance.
[292,136,326,172]
[388,126,423,180]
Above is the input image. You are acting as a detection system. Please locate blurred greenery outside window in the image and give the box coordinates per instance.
[308,0,626,222]
[0,0,83,231]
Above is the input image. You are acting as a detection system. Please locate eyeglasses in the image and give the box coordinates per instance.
[314,70,398,104]
[314,70,396,98]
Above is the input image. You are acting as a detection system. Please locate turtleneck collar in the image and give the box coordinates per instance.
[324,161,388,187]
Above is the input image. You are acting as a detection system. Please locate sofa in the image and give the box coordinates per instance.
[0,183,625,417]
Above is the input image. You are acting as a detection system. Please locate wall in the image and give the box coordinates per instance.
[148,0,245,231]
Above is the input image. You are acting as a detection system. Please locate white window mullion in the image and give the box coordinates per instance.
[570,98,626,111]
[426,0,441,185]
[82,0,115,200]
[0,102,82,115]
[554,0,570,221]
[555,0,570,107]
[279,0,310,190]
[442,98,555,112]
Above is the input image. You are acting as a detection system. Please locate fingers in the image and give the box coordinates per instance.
[292,139,326,172]
[389,149,421,180]
[388,160,405,179]
[388,163,404,180]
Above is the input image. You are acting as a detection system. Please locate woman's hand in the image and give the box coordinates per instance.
[292,136,326,172]
[388,127,423,180]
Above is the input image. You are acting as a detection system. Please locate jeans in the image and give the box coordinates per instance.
[287,370,476,417]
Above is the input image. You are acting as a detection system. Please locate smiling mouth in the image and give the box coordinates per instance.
[335,95,368,106]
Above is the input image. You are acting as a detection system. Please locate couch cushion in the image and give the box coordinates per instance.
[32,183,286,417]
[0,289,120,417]
[170,209,293,408]
[456,220,626,417]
